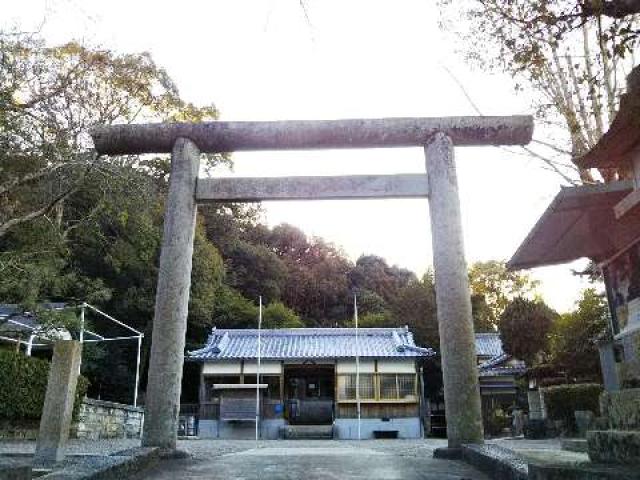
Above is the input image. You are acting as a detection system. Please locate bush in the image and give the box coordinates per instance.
[543,383,603,432]
[0,349,89,422]
[485,408,511,437]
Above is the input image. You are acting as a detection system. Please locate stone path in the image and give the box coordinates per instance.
[135,440,490,480]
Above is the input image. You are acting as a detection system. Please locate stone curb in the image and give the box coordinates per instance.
[39,447,159,480]
[432,447,462,460]
[460,444,528,480]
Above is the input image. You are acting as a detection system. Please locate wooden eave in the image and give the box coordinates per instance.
[508,181,639,270]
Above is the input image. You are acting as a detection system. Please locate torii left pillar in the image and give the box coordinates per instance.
[142,138,200,449]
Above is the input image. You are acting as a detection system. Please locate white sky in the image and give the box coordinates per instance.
[3,0,594,312]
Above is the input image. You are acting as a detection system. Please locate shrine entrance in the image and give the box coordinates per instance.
[284,364,335,425]
[91,115,533,450]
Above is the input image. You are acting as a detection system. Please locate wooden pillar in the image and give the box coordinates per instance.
[142,138,200,449]
[34,340,82,466]
[425,133,484,447]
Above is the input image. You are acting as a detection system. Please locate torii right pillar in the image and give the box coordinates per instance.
[425,132,484,448]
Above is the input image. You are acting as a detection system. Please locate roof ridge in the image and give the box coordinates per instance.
[210,327,408,336]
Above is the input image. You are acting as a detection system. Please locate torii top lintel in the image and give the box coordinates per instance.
[91,116,534,155]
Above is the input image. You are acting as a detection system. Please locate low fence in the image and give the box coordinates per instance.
[1,398,145,440]
[73,398,144,439]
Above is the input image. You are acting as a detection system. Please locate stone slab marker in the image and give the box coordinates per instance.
[142,138,200,449]
[34,340,82,466]
[425,133,484,447]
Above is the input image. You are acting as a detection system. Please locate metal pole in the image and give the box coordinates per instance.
[256,296,262,442]
[134,335,143,407]
[83,303,143,335]
[354,295,361,440]
[78,305,85,375]
[26,335,35,357]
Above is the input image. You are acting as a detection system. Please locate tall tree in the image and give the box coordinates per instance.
[267,224,353,325]
[500,297,557,365]
[349,255,416,305]
[439,0,639,183]
[468,260,539,329]
[225,241,287,304]
[0,33,224,238]
[549,288,608,380]
[262,302,304,329]
[389,273,440,350]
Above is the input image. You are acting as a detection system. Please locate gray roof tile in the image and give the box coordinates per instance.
[189,327,434,361]
[475,332,505,357]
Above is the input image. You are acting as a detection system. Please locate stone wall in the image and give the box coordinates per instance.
[73,398,144,440]
[600,388,640,430]
[0,423,38,440]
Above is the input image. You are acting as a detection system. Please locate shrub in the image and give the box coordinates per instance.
[543,383,603,432]
[0,349,89,423]
[485,408,511,437]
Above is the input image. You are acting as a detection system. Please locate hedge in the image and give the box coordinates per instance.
[0,349,89,422]
[543,383,603,432]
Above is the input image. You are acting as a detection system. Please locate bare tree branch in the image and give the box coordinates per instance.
[0,187,76,238]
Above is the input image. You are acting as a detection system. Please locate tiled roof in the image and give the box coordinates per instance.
[0,303,68,334]
[475,333,527,377]
[188,327,435,361]
[475,332,506,358]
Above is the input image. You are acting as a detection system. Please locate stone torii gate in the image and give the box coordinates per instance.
[91,116,533,450]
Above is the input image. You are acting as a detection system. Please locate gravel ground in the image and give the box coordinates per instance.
[0,438,141,456]
[2,437,584,479]
[1,438,487,480]
[0,438,451,458]
[135,439,489,480]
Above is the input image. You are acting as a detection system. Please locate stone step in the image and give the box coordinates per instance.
[282,425,334,440]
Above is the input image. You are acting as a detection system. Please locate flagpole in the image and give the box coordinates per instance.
[256,296,262,443]
[354,294,361,440]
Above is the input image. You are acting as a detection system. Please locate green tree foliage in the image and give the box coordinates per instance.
[389,274,439,350]
[211,287,259,330]
[0,34,228,403]
[226,241,287,304]
[0,34,224,238]
[0,349,88,422]
[357,311,393,328]
[499,297,557,365]
[350,255,416,304]
[549,288,608,381]
[262,302,304,329]
[471,293,494,333]
[188,223,225,334]
[266,224,353,326]
[354,289,388,317]
[469,261,539,330]
[543,383,603,432]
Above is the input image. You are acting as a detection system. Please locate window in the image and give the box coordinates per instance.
[397,374,416,400]
[337,374,375,400]
[379,374,397,400]
[337,374,417,402]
